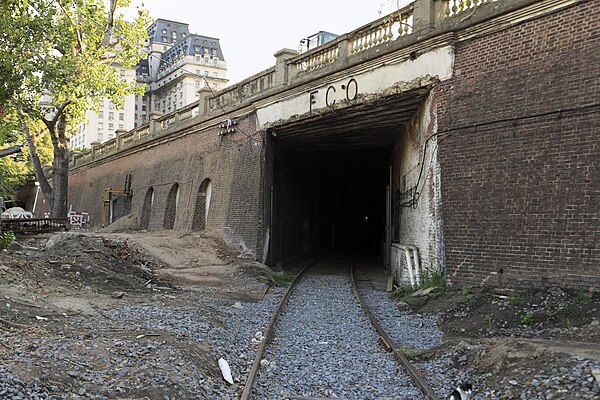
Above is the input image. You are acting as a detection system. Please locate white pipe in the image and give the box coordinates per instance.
[407,246,421,284]
[394,244,415,286]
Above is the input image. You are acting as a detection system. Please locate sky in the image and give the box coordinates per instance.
[123,0,412,85]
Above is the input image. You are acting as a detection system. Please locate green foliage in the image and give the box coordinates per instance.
[520,312,534,326]
[263,271,293,286]
[389,286,414,300]
[0,231,16,250]
[577,291,592,303]
[0,0,150,214]
[417,268,446,290]
[389,267,446,300]
[509,293,525,308]
[461,285,474,296]
[398,345,425,360]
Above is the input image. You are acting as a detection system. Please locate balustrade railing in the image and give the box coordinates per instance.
[73,0,512,168]
[349,7,414,56]
[444,0,497,17]
[294,43,339,73]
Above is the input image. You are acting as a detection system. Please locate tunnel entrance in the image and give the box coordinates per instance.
[266,87,429,266]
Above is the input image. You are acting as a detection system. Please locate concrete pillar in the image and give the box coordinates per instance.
[274,48,299,85]
[115,129,127,149]
[413,0,436,35]
[90,141,101,159]
[197,87,213,116]
[149,111,163,136]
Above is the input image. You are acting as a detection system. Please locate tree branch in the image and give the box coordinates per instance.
[100,0,118,49]
[20,119,53,203]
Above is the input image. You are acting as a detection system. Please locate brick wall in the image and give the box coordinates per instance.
[437,0,600,289]
[69,114,265,258]
[391,92,445,285]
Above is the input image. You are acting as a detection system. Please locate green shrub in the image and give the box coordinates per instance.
[520,312,534,326]
[461,285,474,296]
[0,231,15,250]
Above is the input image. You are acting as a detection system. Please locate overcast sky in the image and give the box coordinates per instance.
[124,0,412,85]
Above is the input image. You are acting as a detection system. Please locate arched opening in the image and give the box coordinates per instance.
[140,187,154,230]
[163,183,179,229]
[192,178,212,231]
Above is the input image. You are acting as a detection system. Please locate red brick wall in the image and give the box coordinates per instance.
[69,114,265,258]
[437,1,600,289]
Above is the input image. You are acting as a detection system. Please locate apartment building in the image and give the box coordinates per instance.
[71,19,227,149]
[135,19,228,126]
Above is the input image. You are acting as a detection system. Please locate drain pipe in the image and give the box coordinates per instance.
[394,244,415,287]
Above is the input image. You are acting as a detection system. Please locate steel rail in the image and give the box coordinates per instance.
[239,258,317,400]
[350,261,441,400]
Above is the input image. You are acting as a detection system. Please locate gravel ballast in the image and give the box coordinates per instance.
[252,272,424,399]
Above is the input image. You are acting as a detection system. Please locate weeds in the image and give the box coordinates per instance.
[398,345,425,360]
[461,285,474,296]
[509,293,525,308]
[520,312,534,326]
[389,267,446,300]
[0,231,15,251]
[264,271,293,286]
[577,291,592,303]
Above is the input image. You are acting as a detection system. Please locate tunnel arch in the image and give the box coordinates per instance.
[163,183,179,229]
[192,178,212,231]
[140,187,154,230]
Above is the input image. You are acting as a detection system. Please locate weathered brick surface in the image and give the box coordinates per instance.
[69,114,265,258]
[437,1,600,290]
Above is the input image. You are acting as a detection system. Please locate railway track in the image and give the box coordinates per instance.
[240,254,441,400]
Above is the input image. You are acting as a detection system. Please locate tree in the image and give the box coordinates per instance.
[0,0,149,216]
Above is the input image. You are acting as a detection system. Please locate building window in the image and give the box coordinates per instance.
[109,102,114,110]
[213,72,218,77]
[108,123,114,130]
[98,111,104,118]
[98,123,103,130]
[172,32,177,41]
[162,36,168,43]
[142,105,146,111]
[108,133,114,140]
[120,69,125,78]
[204,71,208,77]
[204,58,209,64]
[109,112,114,120]
[98,133,103,141]
[119,113,124,121]
[119,124,124,129]
[162,29,167,34]
[212,49,217,56]
[195,81,200,88]
[196,56,201,62]
[214,59,218,66]
[195,69,200,75]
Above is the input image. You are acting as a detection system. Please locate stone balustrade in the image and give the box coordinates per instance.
[72,0,517,168]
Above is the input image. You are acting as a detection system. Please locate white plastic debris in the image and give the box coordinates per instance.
[218,358,234,384]
[232,301,244,309]
[35,316,48,321]
[254,331,263,341]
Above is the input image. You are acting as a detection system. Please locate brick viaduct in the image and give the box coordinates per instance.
[68,0,599,290]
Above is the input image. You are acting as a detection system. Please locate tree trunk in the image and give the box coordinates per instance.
[50,114,70,218]
[51,144,69,217]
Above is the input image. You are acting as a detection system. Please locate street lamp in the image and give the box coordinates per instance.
[32,181,40,216]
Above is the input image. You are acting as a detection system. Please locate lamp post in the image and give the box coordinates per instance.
[32,181,40,216]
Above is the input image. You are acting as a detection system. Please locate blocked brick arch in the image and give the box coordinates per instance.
[163,184,179,229]
[192,178,212,231]
[140,187,154,230]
